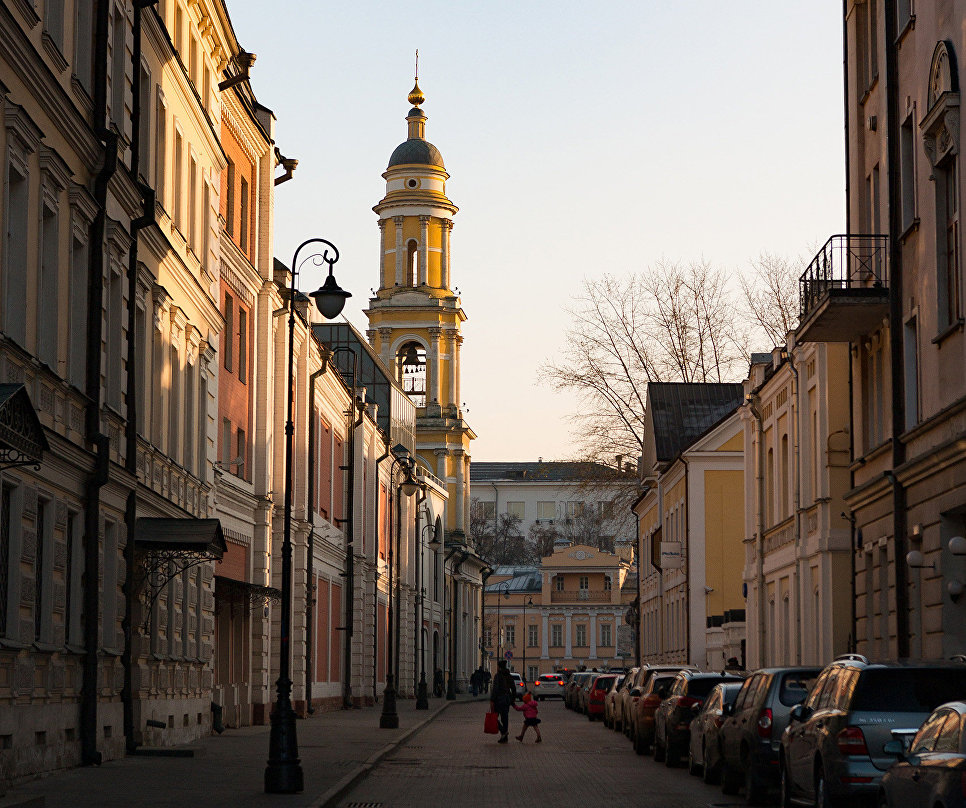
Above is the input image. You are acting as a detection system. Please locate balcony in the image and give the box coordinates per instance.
[550,589,611,604]
[797,234,890,343]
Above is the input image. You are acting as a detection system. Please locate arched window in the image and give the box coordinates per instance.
[397,341,426,407]
[406,239,417,286]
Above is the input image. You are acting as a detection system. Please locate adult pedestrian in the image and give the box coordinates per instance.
[490,659,516,743]
[483,667,491,693]
[433,667,444,698]
[470,668,479,696]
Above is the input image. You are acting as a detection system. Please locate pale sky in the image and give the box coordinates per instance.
[226,1,846,462]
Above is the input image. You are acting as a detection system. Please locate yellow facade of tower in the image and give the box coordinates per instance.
[365,81,476,536]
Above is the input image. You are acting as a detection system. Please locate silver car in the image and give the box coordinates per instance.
[780,656,966,808]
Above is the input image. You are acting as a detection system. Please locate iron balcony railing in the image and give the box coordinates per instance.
[799,234,889,319]
[550,589,611,603]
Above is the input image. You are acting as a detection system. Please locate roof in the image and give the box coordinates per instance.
[388,139,444,169]
[470,461,630,483]
[485,567,541,593]
[647,383,744,463]
[134,518,227,558]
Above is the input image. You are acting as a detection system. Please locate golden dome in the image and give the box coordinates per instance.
[408,79,425,107]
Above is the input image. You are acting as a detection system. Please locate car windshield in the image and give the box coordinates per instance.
[686,676,735,699]
[851,668,966,712]
[779,672,819,707]
[594,676,616,690]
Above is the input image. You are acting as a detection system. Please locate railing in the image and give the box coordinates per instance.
[550,589,611,603]
[799,234,889,318]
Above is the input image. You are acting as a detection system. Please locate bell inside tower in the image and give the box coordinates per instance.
[398,341,427,407]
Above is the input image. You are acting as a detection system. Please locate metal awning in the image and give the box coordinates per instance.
[0,384,49,470]
[214,575,282,612]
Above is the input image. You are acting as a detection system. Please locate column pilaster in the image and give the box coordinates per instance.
[428,327,442,406]
[378,219,387,290]
[541,612,549,658]
[441,220,452,290]
[589,612,598,659]
[565,611,573,658]
[418,215,430,286]
[393,216,405,286]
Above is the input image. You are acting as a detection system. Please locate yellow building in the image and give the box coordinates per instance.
[634,384,746,668]
[483,540,637,681]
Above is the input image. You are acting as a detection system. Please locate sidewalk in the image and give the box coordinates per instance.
[7,693,491,808]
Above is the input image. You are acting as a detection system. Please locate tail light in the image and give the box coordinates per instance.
[534,681,540,686]
[641,694,662,708]
[558,680,565,686]
[757,708,773,739]
[836,726,869,757]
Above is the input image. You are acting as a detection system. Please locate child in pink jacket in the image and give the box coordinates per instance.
[513,692,542,743]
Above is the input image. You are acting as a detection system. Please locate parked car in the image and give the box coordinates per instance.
[688,681,743,784]
[718,666,821,803]
[654,670,745,767]
[510,672,527,697]
[604,674,627,729]
[780,655,966,808]
[632,672,681,755]
[615,666,641,735]
[879,701,966,808]
[566,672,591,710]
[532,672,566,700]
[587,674,619,721]
[625,665,695,740]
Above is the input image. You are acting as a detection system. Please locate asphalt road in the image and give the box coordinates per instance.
[337,699,745,808]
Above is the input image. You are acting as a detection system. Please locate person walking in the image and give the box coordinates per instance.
[483,667,491,694]
[433,668,444,698]
[513,692,542,743]
[470,668,479,697]
[490,659,516,743]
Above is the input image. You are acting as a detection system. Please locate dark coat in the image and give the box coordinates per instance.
[491,669,516,708]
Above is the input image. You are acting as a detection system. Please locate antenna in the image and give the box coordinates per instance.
[415,49,419,81]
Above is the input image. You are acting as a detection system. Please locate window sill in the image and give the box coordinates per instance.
[896,14,915,47]
[899,217,920,243]
[931,318,964,346]
[859,75,879,106]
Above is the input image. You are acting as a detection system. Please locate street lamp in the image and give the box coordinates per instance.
[266,238,344,795]
[522,595,533,685]
[416,517,441,709]
[379,448,418,730]
[496,583,509,666]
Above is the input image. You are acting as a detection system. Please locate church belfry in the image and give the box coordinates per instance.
[365,75,475,536]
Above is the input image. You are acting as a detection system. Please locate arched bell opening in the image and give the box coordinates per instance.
[406,239,418,287]
[398,341,427,407]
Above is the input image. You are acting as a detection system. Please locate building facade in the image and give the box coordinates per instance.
[796,2,966,660]
[739,343,853,669]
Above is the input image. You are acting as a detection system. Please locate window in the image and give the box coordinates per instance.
[896,0,912,32]
[506,501,525,520]
[406,239,417,286]
[938,156,961,330]
[38,200,59,368]
[188,155,197,249]
[65,510,78,645]
[44,0,65,53]
[935,712,961,753]
[155,96,166,205]
[111,8,125,123]
[911,709,947,754]
[237,307,247,382]
[900,113,917,231]
[480,501,495,522]
[106,270,123,409]
[537,501,555,520]
[856,0,878,93]
[505,624,515,647]
[484,628,492,648]
[168,345,180,463]
[74,0,94,92]
[566,501,584,519]
[904,317,920,429]
[236,428,246,479]
[183,360,195,474]
[189,34,198,85]
[223,293,233,372]
[68,225,88,386]
[174,4,184,54]
[600,623,612,646]
[780,434,789,519]
[239,176,249,252]
[197,375,207,473]
[173,130,183,231]
[578,576,589,590]
[224,159,234,236]
[1,484,13,636]
[554,575,564,592]
[201,181,210,272]
[4,160,28,346]
[551,624,562,647]
[221,418,231,466]
[138,66,151,179]
[527,624,538,647]
[34,499,47,642]
[574,624,586,647]
[603,576,612,591]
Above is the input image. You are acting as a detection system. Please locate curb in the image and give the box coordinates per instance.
[309,700,462,808]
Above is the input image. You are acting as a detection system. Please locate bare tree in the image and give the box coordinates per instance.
[739,252,801,347]
[469,500,529,565]
[540,259,748,466]
[527,522,560,563]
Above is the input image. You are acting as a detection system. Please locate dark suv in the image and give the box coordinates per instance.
[718,666,821,804]
[779,655,966,808]
[654,670,745,767]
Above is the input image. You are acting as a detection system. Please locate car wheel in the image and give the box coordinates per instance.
[653,732,666,762]
[780,758,794,808]
[745,761,768,806]
[688,747,702,776]
[721,760,741,795]
[815,764,832,808]
[634,728,646,756]
[665,738,679,768]
[876,789,889,808]
[702,742,720,785]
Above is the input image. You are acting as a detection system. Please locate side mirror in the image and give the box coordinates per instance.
[789,704,810,723]
[883,740,906,759]
[631,688,641,698]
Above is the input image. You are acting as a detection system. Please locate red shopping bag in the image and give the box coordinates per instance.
[484,709,499,734]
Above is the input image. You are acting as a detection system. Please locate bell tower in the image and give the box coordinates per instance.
[365,74,475,537]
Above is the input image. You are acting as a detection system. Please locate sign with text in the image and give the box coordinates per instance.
[660,541,683,569]
[616,625,635,658]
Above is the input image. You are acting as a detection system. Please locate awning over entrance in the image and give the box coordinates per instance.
[0,384,49,470]
[214,575,282,612]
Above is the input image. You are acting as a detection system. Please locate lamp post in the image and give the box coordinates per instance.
[416,519,440,708]
[379,449,418,729]
[496,583,509,667]
[522,595,533,685]
[265,238,348,795]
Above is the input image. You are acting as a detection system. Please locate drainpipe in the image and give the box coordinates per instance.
[304,363,327,714]
[81,0,115,765]
[884,0,909,659]
[373,446,390,702]
[121,0,160,753]
[787,348,803,664]
[413,485,427,695]
[342,388,364,708]
[748,395,767,668]
[680,456,691,666]
[656,479,664,661]
[442,547,459,699]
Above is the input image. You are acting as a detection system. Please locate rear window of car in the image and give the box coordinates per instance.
[686,676,735,699]
[851,668,966,712]
[594,676,616,690]
[649,674,676,693]
[779,672,819,707]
